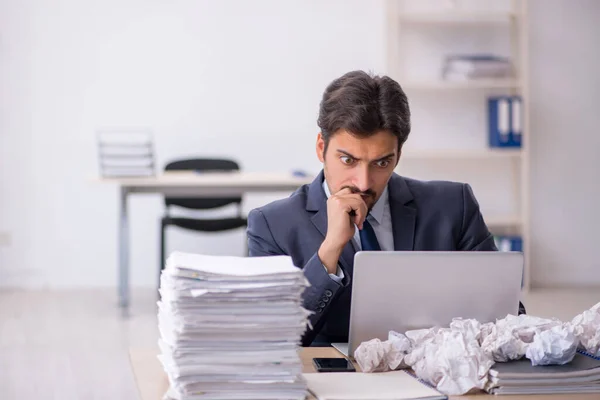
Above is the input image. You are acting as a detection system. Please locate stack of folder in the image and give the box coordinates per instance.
[96,129,156,177]
[157,251,309,400]
[486,350,600,395]
[441,54,513,81]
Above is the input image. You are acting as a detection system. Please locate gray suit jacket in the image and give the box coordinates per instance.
[247,171,522,346]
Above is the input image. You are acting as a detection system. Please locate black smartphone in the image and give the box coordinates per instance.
[312,357,356,373]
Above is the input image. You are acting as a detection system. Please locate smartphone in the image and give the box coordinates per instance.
[312,357,356,373]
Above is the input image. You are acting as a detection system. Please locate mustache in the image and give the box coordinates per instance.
[341,186,376,198]
[342,186,376,217]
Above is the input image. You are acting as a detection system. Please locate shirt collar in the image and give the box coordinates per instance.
[322,179,388,225]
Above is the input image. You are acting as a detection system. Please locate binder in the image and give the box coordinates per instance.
[488,97,511,147]
[494,235,523,252]
[510,236,523,252]
[488,96,523,148]
[511,95,523,147]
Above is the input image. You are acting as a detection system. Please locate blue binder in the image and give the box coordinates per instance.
[488,96,522,148]
[511,95,523,147]
[494,235,523,252]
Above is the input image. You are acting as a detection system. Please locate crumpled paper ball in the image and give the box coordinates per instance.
[403,326,494,396]
[570,301,600,357]
[387,330,412,370]
[450,318,485,342]
[354,331,412,373]
[525,324,578,366]
[354,338,389,373]
[481,314,562,362]
[405,327,441,345]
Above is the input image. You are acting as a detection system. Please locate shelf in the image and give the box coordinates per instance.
[401,148,521,160]
[486,215,522,236]
[486,215,521,226]
[399,11,517,25]
[402,79,521,90]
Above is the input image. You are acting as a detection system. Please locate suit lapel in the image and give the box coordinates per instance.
[307,171,357,273]
[387,174,417,251]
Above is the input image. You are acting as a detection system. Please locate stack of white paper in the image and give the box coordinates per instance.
[157,251,310,400]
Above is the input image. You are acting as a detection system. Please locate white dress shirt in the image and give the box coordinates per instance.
[321,179,394,282]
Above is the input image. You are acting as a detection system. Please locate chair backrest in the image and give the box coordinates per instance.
[164,158,242,210]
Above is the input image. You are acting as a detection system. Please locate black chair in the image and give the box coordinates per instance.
[159,158,248,282]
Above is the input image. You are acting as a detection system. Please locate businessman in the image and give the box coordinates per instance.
[247,70,524,346]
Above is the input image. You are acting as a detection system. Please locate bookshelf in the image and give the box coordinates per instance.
[386,0,531,290]
[402,148,522,160]
[402,79,521,90]
[399,11,517,25]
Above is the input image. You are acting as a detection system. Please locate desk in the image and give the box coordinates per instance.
[128,346,599,400]
[101,171,313,309]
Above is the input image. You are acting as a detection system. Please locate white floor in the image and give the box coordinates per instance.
[0,288,598,400]
[0,289,158,400]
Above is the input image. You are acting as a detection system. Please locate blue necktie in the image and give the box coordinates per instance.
[359,218,381,251]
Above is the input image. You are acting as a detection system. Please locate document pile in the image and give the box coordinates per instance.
[97,129,155,177]
[441,54,513,81]
[487,350,600,395]
[354,302,600,396]
[157,251,310,400]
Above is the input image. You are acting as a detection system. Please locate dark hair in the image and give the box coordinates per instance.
[317,70,411,153]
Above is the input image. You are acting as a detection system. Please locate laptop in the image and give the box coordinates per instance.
[332,251,523,358]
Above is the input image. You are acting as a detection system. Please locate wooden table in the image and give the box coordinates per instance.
[128,346,599,400]
[101,171,313,309]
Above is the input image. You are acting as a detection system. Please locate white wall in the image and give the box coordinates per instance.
[528,0,600,287]
[0,0,387,288]
[1,0,599,288]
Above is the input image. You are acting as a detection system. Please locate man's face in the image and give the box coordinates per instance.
[316,129,399,210]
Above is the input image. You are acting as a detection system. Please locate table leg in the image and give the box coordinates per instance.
[118,186,130,309]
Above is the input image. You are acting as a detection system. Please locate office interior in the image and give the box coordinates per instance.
[0,0,599,398]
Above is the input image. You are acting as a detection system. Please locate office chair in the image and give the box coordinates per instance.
[159,158,248,283]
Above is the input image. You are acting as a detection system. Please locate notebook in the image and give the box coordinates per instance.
[487,350,600,395]
[303,370,446,400]
[490,350,600,380]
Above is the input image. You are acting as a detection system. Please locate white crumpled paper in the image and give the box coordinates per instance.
[403,322,495,396]
[354,302,600,396]
[525,324,578,366]
[480,314,562,362]
[354,331,412,373]
[450,318,486,343]
[570,301,600,357]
